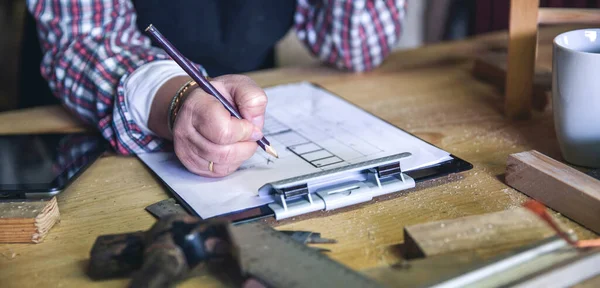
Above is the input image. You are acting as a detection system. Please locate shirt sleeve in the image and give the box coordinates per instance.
[26,0,199,154]
[294,0,406,72]
[124,60,189,136]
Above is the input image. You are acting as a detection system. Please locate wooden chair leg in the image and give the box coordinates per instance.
[505,0,540,119]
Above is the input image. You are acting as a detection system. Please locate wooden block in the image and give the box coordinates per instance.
[403,207,557,259]
[0,197,60,243]
[472,52,551,111]
[538,8,600,25]
[506,150,600,235]
[505,0,540,119]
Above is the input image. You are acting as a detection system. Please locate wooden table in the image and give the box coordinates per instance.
[1,25,598,287]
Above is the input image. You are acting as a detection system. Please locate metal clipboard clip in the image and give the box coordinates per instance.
[257,153,415,220]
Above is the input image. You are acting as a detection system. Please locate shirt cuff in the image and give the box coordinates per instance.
[123,60,189,135]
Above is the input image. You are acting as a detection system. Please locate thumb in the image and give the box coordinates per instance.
[226,117,263,143]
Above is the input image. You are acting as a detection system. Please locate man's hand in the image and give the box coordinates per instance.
[148,75,267,177]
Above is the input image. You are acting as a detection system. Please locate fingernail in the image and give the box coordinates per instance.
[251,127,263,141]
[252,116,264,127]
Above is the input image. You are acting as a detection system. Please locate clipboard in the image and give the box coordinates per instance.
[141,82,473,224]
[161,155,473,224]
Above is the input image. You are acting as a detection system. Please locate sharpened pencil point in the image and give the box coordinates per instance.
[265,145,279,158]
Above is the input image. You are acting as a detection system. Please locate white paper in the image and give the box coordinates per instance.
[139,82,453,218]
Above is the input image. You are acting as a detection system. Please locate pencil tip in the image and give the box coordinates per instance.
[265,145,279,159]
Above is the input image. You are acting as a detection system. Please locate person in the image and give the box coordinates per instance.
[25,0,406,177]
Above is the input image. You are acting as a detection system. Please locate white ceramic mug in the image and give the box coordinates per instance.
[553,28,600,168]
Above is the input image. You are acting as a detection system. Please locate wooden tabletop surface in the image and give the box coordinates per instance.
[1,25,598,287]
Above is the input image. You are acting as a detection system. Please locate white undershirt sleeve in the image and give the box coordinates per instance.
[123,60,189,135]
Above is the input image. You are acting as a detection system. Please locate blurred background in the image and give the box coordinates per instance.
[1,0,598,112]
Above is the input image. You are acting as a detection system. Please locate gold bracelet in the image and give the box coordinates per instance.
[168,80,197,133]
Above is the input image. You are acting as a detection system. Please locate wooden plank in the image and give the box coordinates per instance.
[403,207,557,259]
[0,197,60,243]
[538,8,600,25]
[506,150,600,234]
[505,0,539,119]
[472,51,551,111]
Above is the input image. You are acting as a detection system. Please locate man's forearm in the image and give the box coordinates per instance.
[148,76,192,140]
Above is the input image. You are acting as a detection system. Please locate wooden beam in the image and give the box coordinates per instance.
[538,8,600,25]
[0,197,60,243]
[403,207,558,259]
[505,0,539,119]
[506,151,600,235]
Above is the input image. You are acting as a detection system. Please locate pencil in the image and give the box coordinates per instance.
[145,24,278,158]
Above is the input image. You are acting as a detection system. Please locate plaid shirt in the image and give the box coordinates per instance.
[27,0,406,155]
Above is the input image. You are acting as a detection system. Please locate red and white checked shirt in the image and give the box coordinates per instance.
[27,0,406,154]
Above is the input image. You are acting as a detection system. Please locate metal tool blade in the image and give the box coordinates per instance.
[145,198,188,219]
[279,231,336,244]
[307,233,337,244]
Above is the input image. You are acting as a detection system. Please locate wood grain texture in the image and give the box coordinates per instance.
[505,0,540,119]
[0,197,60,243]
[506,150,600,234]
[575,274,600,288]
[363,252,485,288]
[472,51,550,111]
[0,105,86,134]
[0,25,597,288]
[403,207,557,259]
[538,8,600,25]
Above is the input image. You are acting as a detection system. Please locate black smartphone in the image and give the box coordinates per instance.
[0,132,108,199]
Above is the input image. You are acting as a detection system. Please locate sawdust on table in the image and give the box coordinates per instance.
[1,248,17,260]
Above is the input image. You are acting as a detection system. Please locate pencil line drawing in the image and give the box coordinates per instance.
[257,114,384,169]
